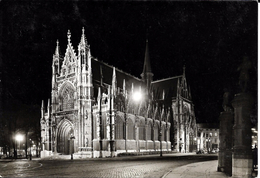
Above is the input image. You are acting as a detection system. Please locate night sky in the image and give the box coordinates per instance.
[1,1,257,124]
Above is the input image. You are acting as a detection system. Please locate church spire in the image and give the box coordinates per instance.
[41,100,45,118]
[141,39,153,93]
[67,29,71,43]
[80,27,86,45]
[142,39,152,74]
[112,67,117,96]
[55,40,60,55]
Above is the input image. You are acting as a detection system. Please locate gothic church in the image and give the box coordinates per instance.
[40,28,197,158]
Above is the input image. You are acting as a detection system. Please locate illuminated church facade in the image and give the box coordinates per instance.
[40,28,197,158]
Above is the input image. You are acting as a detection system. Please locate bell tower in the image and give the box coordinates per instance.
[77,27,94,148]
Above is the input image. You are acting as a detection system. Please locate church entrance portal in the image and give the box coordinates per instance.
[56,119,74,155]
[189,132,196,152]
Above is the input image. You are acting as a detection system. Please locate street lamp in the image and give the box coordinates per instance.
[159,120,162,157]
[133,91,142,102]
[132,89,142,153]
[29,139,32,160]
[16,134,23,149]
[15,134,23,158]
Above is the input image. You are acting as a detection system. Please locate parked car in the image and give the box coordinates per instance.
[196,149,205,154]
[212,148,219,153]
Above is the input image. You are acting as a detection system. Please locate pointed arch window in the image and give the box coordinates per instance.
[81,49,85,64]
[154,122,159,141]
[138,120,145,140]
[127,119,135,140]
[147,122,152,140]
[161,125,165,141]
[115,116,124,139]
[60,83,75,111]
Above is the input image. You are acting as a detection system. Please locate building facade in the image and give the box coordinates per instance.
[40,28,196,158]
[197,123,219,153]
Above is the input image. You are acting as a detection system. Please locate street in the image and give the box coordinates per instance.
[0,154,217,177]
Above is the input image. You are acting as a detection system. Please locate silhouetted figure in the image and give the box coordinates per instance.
[237,57,251,92]
[253,144,258,169]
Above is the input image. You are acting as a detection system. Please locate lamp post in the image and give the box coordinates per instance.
[124,92,127,152]
[159,120,162,157]
[15,134,23,158]
[124,102,127,153]
[29,139,32,160]
[70,135,75,160]
[132,90,142,153]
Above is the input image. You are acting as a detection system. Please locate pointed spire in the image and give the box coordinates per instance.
[67,29,71,43]
[80,27,86,45]
[183,65,186,77]
[162,90,165,100]
[131,83,134,94]
[142,39,152,75]
[47,99,51,117]
[98,87,102,110]
[48,99,50,108]
[123,79,126,95]
[41,100,45,109]
[100,65,103,87]
[55,40,60,55]
[112,67,117,96]
[161,105,165,121]
[98,87,102,100]
[141,39,153,93]
[41,100,45,118]
[108,85,112,110]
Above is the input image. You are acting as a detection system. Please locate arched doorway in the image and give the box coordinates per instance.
[56,119,74,155]
[189,132,195,152]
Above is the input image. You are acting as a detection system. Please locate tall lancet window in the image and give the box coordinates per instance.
[81,49,85,64]
[60,83,75,111]
[54,60,59,74]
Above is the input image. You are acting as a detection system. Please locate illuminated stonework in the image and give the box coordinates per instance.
[40,28,196,158]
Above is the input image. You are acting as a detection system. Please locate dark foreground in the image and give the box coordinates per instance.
[0,153,217,177]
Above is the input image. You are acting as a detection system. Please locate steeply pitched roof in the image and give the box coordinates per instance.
[92,58,144,96]
[151,76,182,101]
[197,123,219,129]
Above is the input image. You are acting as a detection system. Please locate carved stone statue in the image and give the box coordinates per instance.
[237,57,251,92]
[222,89,232,112]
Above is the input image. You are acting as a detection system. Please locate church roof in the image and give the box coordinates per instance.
[92,58,144,95]
[151,76,182,102]
[197,123,219,129]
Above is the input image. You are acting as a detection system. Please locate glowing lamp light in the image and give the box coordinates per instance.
[15,134,23,142]
[133,91,142,102]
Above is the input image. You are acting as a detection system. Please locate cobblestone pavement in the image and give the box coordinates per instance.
[0,154,217,177]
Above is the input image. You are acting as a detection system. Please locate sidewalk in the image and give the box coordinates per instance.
[164,160,230,178]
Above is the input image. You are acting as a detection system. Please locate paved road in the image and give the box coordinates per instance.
[0,154,217,177]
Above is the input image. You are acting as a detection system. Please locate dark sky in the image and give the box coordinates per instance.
[1,1,257,124]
